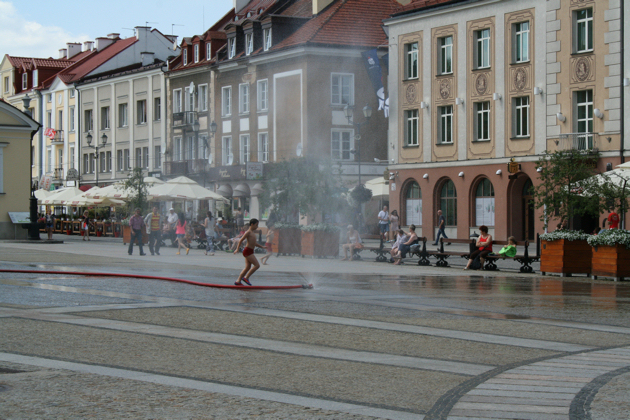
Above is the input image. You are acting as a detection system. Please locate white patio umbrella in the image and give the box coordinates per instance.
[148,176,228,202]
[84,183,127,199]
[364,177,389,199]
[616,162,630,170]
[41,187,84,205]
[62,193,125,207]
[34,188,53,203]
[143,176,165,185]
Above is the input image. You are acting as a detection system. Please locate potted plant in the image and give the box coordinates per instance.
[588,229,630,281]
[540,230,592,276]
[300,223,341,258]
[272,222,302,255]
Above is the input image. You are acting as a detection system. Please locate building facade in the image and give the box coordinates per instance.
[385,0,629,241]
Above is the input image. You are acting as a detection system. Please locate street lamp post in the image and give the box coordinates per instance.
[201,121,217,188]
[344,104,372,186]
[85,132,108,187]
[22,93,41,240]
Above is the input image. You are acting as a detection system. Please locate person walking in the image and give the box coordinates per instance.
[377,205,389,242]
[234,218,264,286]
[44,208,55,240]
[166,208,178,246]
[144,206,162,256]
[128,208,146,256]
[175,212,190,255]
[202,211,216,256]
[82,210,92,241]
[433,209,449,246]
[260,224,275,265]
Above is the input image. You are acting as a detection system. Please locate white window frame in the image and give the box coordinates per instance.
[84,109,93,132]
[193,44,199,63]
[123,149,130,170]
[331,129,354,161]
[82,153,88,174]
[206,43,212,60]
[154,97,161,121]
[228,38,236,59]
[137,100,147,125]
[575,89,594,149]
[198,84,208,112]
[474,101,490,141]
[119,103,128,127]
[47,111,52,129]
[245,33,253,55]
[117,150,123,171]
[406,42,418,79]
[257,79,268,111]
[101,106,110,130]
[99,151,105,173]
[239,83,249,114]
[173,137,182,161]
[154,145,161,168]
[222,86,232,117]
[183,49,188,66]
[3,77,8,93]
[438,105,453,144]
[135,147,142,168]
[475,28,491,69]
[575,8,593,53]
[143,147,149,169]
[69,107,75,132]
[405,109,419,146]
[222,136,232,165]
[173,89,182,113]
[258,132,269,162]
[47,94,52,103]
[106,151,112,172]
[70,146,75,169]
[22,73,27,89]
[514,21,529,63]
[70,89,75,98]
[58,109,63,131]
[33,70,38,87]
[240,134,250,163]
[263,28,272,51]
[331,73,354,106]
[513,96,529,138]
[439,36,453,75]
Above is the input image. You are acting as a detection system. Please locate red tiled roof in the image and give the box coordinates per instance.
[7,56,76,69]
[274,0,398,50]
[391,0,460,16]
[236,0,276,19]
[281,0,312,17]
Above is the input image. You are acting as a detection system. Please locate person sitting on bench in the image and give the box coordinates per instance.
[389,229,408,262]
[465,225,493,270]
[341,224,362,261]
[393,225,418,265]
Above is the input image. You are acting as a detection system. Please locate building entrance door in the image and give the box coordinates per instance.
[522,180,534,241]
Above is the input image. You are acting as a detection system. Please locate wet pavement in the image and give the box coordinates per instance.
[0,235,629,419]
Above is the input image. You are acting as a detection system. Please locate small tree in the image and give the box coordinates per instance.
[122,168,150,214]
[532,149,602,230]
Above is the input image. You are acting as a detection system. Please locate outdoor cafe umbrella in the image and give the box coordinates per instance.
[148,176,228,202]
[34,188,53,203]
[62,193,126,207]
[364,177,389,199]
[41,187,84,205]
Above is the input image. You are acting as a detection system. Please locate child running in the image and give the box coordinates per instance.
[234,218,264,286]
[260,224,275,265]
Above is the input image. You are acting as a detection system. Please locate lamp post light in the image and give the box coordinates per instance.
[201,121,217,188]
[22,93,41,240]
[86,132,108,187]
[344,103,372,186]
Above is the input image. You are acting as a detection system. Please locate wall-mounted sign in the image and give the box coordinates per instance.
[247,162,263,180]
[66,168,79,180]
[507,158,521,174]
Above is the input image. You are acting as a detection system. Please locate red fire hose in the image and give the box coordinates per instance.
[0,269,313,290]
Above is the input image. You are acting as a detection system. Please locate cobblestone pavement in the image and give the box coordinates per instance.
[0,236,629,419]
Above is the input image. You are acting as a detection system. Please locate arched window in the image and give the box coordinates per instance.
[475,178,495,226]
[405,181,422,225]
[440,180,457,226]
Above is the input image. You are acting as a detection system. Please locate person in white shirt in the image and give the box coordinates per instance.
[377,205,389,242]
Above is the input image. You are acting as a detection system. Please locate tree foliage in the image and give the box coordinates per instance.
[122,168,150,213]
[350,184,373,207]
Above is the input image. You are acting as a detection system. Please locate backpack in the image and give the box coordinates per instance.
[469,255,482,270]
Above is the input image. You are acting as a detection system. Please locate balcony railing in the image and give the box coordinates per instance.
[50,130,64,144]
[164,159,208,176]
[53,167,64,180]
[549,132,600,151]
[172,111,198,128]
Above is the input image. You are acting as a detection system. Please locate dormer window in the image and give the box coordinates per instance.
[22,73,27,89]
[263,28,272,51]
[206,43,212,60]
[33,70,38,87]
[246,33,253,55]
[228,38,236,59]
[183,49,188,66]
[194,44,199,63]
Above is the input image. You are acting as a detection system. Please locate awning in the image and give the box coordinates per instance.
[250,183,264,196]
[233,183,251,197]
[217,184,233,197]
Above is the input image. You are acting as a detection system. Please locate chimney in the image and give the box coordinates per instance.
[59,48,68,59]
[135,26,150,43]
[233,0,249,13]
[107,33,120,40]
[312,0,334,15]
[141,52,154,66]
[66,42,82,58]
[95,37,115,50]
[83,41,94,51]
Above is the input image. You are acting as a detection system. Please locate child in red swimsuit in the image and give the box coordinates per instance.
[234,218,264,285]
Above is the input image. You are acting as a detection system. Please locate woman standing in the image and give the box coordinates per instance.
[82,210,91,241]
[388,210,399,242]
[202,211,215,256]
[465,225,493,270]
[44,209,55,240]
[175,212,190,255]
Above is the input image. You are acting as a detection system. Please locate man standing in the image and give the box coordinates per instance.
[433,209,449,246]
[128,208,146,256]
[166,208,178,246]
[144,206,162,256]
[377,205,389,242]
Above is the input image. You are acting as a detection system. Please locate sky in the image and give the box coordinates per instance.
[0,0,233,58]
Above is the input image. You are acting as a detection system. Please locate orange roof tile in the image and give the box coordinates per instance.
[391,0,460,16]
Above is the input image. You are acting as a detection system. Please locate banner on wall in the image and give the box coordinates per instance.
[406,199,422,226]
[361,49,388,117]
[475,198,495,227]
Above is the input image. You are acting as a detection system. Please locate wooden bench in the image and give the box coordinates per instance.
[483,240,538,273]
[408,237,432,266]
[431,238,476,267]
[352,237,391,262]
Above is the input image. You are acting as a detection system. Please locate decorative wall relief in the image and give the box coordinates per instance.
[439,79,452,100]
[571,56,594,84]
[405,83,417,104]
[475,73,488,96]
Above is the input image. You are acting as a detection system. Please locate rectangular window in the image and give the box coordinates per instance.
[58,110,63,131]
[239,83,249,114]
[3,77,8,93]
[84,109,93,132]
[257,79,268,111]
[438,105,453,144]
[331,129,353,161]
[143,147,149,169]
[154,97,161,120]
[137,100,147,124]
[70,89,75,98]
[185,136,194,160]
[514,22,529,63]
[33,70,38,87]
[575,8,593,53]
[331,73,354,105]
[475,28,491,69]
[184,87,194,112]
[193,44,199,63]
[118,103,128,127]
[475,102,490,141]
[406,43,418,79]
[575,90,594,149]
[47,111,52,128]
[183,49,188,66]
[106,151,112,172]
[223,136,232,165]
[99,152,105,173]
[154,145,161,168]
[173,89,182,113]
[83,153,88,174]
[101,106,110,130]
[123,149,130,170]
[117,150,123,171]
[69,107,75,131]
[70,147,75,169]
[514,96,529,137]
[89,153,95,173]
[222,86,231,117]
[405,109,419,146]
[174,137,182,161]
[228,38,236,59]
[22,73,27,89]
[245,33,253,55]
[258,132,269,162]
[47,149,52,172]
[439,36,453,74]
[207,43,212,60]
[240,134,250,163]
[135,148,142,168]
[47,94,52,103]
[58,149,63,167]
[263,28,272,51]
[198,85,208,112]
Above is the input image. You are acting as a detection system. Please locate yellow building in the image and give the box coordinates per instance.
[0,99,41,239]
